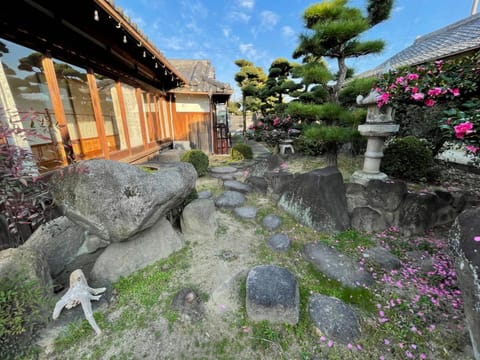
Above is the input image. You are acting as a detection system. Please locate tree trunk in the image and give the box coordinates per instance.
[325,142,339,167]
[242,93,247,138]
[332,56,347,103]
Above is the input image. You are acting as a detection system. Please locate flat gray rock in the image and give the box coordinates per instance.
[233,206,258,220]
[363,246,401,270]
[209,166,237,174]
[214,191,245,208]
[303,242,373,288]
[308,293,361,344]
[197,190,213,199]
[262,214,282,231]
[267,234,291,252]
[224,180,252,194]
[246,265,299,325]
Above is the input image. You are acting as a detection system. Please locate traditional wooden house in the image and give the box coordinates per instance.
[169,59,233,154]
[358,12,480,77]
[0,0,232,173]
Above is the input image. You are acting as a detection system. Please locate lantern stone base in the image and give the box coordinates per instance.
[350,170,388,186]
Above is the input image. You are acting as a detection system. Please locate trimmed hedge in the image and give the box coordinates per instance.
[231,143,253,160]
[180,149,209,177]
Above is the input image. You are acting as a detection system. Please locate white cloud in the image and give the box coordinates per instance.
[228,11,251,23]
[239,0,254,9]
[239,43,257,59]
[260,10,278,30]
[393,6,404,13]
[223,27,231,38]
[164,37,194,51]
[122,8,146,28]
[282,25,295,38]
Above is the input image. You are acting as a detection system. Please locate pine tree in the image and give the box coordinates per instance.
[293,0,393,102]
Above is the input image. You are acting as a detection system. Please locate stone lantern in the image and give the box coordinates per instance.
[351,91,399,185]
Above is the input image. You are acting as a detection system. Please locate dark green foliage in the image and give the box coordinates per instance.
[286,102,323,123]
[0,274,46,359]
[339,77,377,106]
[381,136,438,182]
[180,150,209,177]
[295,123,354,156]
[231,143,253,160]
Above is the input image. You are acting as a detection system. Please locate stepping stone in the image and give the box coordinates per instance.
[224,180,252,194]
[308,293,360,344]
[197,190,213,199]
[209,166,237,175]
[303,242,374,288]
[267,233,291,252]
[246,265,299,325]
[262,214,282,231]
[214,191,245,208]
[233,206,258,220]
[363,246,401,270]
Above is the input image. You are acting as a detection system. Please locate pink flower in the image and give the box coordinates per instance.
[474,236,480,242]
[405,350,414,358]
[273,117,280,126]
[407,73,419,80]
[466,145,479,154]
[410,86,419,94]
[328,340,334,348]
[384,339,390,345]
[248,124,254,129]
[347,343,353,349]
[454,121,474,139]
[449,88,460,96]
[424,98,435,107]
[420,354,427,360]
[377,92,391,107]
[395,76,405,84]
[427,87,443,97]
[412,92,425,101]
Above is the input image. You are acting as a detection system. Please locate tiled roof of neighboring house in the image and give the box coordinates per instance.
[168,59,233,95]
[357,12,480,78]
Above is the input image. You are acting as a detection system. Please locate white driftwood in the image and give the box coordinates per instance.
[53,269,106,335]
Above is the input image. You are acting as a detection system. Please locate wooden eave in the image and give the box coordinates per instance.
[0,0,188,93]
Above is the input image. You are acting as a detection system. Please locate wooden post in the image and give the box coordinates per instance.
[87,70,109,159]
[115,82,132,156]
[41,54,70,165]
[135,88,148,151]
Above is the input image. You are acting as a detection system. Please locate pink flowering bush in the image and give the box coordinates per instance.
[440,98,480,158]
[247,113,297,147]
[374,51,480,159]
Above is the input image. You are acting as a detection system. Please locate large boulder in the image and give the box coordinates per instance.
[278,167,350,232]
[366,180,407,212]
[0,247,52,298]
[350,206,387,233]
[303,242,373,288]
[22,216,108,289]
[180,199,217,241]
[246,154,284,177]
[49,160,197,242]
[396,192,447,236]
[90,217,185,285]
[308,294,361,344]
[246,265,299,325]
[449,208,480,360]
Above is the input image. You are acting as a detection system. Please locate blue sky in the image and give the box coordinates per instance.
[115,0,475,100]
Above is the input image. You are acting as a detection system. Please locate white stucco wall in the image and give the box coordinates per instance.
[175,94,209,113]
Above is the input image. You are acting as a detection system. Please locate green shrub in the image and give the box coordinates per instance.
[381,136,438,182]
[295,124,354,156]
[231,143,253,160]
[180,150,209,177]
[0,273,46,359]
